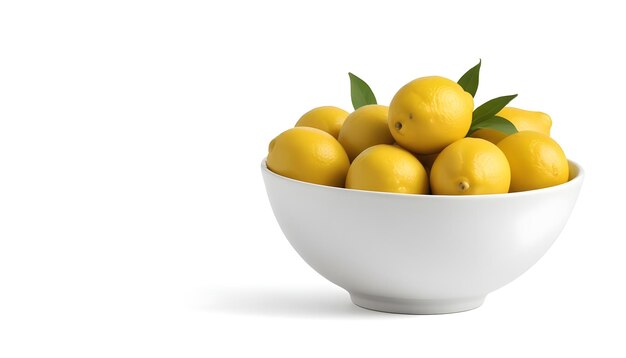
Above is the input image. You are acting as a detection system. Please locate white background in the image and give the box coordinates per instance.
[1,1,624,357]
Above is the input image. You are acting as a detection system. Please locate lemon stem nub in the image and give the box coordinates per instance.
[459,181,470,192]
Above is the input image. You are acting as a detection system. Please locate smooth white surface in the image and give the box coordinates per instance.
[263,160,583,314]
[0,0,624,356]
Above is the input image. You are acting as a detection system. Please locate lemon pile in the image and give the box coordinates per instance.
[267,63,569,195]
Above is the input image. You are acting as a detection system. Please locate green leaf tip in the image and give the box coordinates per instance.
[469,116,518,136]
[349,72,377,110]
[472,94,518,125]
[458,59,481,97]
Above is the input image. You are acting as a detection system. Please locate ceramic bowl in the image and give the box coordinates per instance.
[261,159,584,314]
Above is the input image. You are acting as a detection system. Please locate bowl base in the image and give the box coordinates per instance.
[349,293,485,315]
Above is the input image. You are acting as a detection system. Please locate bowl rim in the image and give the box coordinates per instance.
[261,158,584,200]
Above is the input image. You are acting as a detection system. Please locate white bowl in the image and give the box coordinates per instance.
[261,159,584,314]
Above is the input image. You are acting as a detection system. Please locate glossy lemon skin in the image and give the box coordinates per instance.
[430,138,511,195]
[472,107,552,144]
[267,127,350,187]
[393,143,439,175]
[295,106,349,139]
[389,76,474,155]
[497,131,568,192]
[338,105,394,161]
[346,144,429,194]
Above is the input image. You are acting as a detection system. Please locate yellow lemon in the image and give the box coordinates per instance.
[393,142,438,175]
[389,76,474,154]
[497,131,568,192]
[346,144,429,194]
[472,107,552,144]
[295,106,349,139]
[267,127,350,187]
[430,138,511,195]
[338,105,394,161]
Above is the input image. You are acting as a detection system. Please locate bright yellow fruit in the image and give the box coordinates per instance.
[430,138,511,195]
[295,106,349,139]
[267,127,350,187]
[472,107,552,144]
[392,142,438,173]
[497,131,568,192]
[338,105,394,161]
[346,144,429,194]
[389,76,474,154]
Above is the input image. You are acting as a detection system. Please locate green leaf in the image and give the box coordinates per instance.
[349,72,377,110]
[472,94,517,125]
[457,60,481,97]
[469,116,518,135]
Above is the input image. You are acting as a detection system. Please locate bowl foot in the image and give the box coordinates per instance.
[349,292,485,315]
